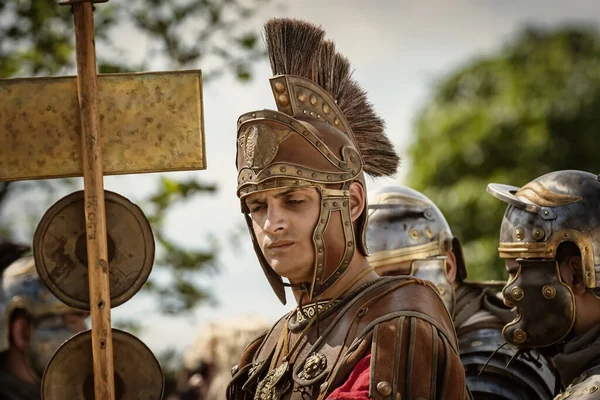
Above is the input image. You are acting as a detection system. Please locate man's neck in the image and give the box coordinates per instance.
[291,254,378,306]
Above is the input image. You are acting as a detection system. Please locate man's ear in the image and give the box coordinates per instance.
[445,250,458,285]
[348,182,366,222]
[569,256,586,295]
[10,315,31,352]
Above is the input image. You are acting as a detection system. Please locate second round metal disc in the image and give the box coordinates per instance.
[33,190,155,309]
[42,329,164,400]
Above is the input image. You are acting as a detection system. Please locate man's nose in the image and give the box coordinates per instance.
[264,205,286,233]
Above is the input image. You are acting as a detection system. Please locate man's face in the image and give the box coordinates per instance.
[245,187,320,284]
[29,310,90,375]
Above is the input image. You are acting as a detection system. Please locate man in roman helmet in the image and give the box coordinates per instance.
[0,254,89,399]
[227,18,470,400]
[487,170,600,399]
[366,185,559,399]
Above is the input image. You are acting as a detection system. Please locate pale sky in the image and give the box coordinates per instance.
[4,0,600,358]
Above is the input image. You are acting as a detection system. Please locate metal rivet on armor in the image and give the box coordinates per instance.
[274,82,285,93]
[298,92,307,103]
[333,202,338,207]
[410,229,420,240]
[265,171,271,176]
[310,95,318,105]
[297,170,303,175]
[320,219,325,224]
[303,110,307,114]
[425,226,434,239]
[587,386,599,394]
[231,364,239,376]
[317,114,321,119]
[347,241,353,247]
[510,286,524,301]
[544,210,550,216]
[437,285,447,296]
[327,175,332,180]
[357,307,368,318]
[278,94,289,106]
[543,285,557,299]
[515,228,525,241]
[513,329,527,344]
[345,221,350,226]
[344,260,349,265]
[251,113,256,118]
[376,381,392,396]
[320,383,328,393]
[323,104,330,114]
[532,226,545,240]
[343,201,347,207]
[312,173,317,178]
[318,248,323,253]
[280,166,286,172]
[334,118,340,125]
[318,264,322,269]
[310,111,315,116]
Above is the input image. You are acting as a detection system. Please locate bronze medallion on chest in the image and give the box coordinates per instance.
[299,352,327,380]
[254,361,292,400]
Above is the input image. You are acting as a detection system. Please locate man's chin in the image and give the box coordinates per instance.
[270,262,311,283]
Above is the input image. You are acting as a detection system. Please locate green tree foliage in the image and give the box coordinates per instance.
[0,0,269,78]
[0,0,271,313]
[408,26,600,280]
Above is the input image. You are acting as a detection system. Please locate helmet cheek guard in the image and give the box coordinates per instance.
[502,259,575,348]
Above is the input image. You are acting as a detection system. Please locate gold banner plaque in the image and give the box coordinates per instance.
[1,70,205,181]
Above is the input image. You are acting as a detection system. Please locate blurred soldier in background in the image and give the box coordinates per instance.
[177,317,269,400]
[366,185,559,399]
[488,170,600,399]
[0,251,89,400]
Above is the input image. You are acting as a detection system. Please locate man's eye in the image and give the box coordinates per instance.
[250,205,264,213]
[287,199,304,205]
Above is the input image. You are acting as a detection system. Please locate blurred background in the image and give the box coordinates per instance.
[2,0,600,397]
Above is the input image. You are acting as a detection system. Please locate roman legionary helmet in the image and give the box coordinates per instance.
[236,19,399,304]
[0,256,83,374]
[487,170,600,348]
[366,185,467,313]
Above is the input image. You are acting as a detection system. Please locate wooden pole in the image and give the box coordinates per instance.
[72,2,115,399]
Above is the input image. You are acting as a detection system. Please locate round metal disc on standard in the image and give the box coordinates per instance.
[33,190,155,309]
[42,329,164,400]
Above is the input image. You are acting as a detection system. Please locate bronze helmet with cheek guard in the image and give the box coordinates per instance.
[487,170,600,348]
[365,185,467,315]
[236,19,399,304]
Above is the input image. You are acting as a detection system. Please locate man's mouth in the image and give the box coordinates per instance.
[268,240,294,252]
